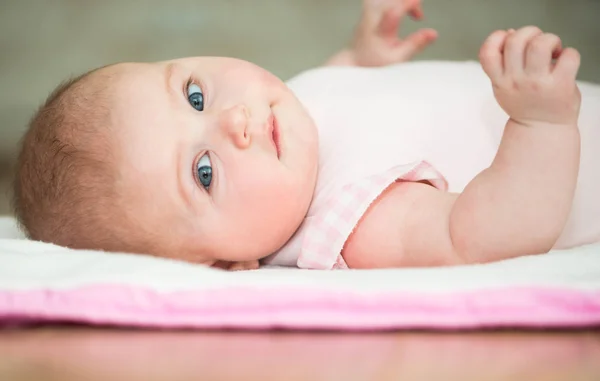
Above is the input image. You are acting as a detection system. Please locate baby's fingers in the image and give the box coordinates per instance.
[480,30,510,80]
[390,28,437,61]
[407,0,424,20]
[554,47,581,81]
[504,26,543,74]
[226,260,260,271]
[525,33,562,75]
[378,5,404,40]
[367,0,424,40]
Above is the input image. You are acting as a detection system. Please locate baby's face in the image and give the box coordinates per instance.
[106,57,318,265]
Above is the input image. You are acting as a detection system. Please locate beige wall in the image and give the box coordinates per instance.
[1,0,599,214]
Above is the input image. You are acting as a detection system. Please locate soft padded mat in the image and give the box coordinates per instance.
[0,217,599,330]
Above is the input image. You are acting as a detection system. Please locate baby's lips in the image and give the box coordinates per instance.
[271,112,282,159]
[264,110,281,159]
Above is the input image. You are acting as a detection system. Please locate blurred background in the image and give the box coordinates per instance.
[1,0,599,215]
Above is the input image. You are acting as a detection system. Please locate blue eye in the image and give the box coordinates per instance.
[187,82,204,111]
[196,153,212,190]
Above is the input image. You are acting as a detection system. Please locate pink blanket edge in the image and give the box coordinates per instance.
[1,285,599,330]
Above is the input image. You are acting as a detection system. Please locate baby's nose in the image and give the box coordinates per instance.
[219,104,251,149]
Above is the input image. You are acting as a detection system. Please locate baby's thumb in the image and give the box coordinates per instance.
[392,28,437,62]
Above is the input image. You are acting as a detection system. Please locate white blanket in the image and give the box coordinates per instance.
[1,217,599,330]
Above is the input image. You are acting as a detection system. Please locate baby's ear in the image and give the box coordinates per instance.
[226,260,260,271]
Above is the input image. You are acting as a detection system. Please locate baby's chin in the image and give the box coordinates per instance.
[241,222,303,261]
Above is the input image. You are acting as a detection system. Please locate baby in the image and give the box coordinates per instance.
[12,0,600,270]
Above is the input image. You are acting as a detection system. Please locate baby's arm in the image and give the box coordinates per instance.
[326,0,437,67]
[343,27,582,268]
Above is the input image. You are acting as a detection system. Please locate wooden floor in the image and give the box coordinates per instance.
[1,327,598,381]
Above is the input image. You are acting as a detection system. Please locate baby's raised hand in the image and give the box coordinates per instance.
[328,0,437,67]
[480,27,581,126]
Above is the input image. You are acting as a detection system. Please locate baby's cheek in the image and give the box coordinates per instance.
[219,180,297,256]
[240,172,295,213]
[259,69,285,90]
[234,172,301,231]
[239,62,286,93]
[223,60,283,89]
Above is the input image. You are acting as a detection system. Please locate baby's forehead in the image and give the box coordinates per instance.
[80,62,171,129]
[91,63,153,94]
[102,62,178,157]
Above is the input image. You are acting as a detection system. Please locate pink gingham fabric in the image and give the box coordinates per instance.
[297,161,448,270]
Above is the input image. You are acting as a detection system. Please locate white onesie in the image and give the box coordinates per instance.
[264,61,600,269]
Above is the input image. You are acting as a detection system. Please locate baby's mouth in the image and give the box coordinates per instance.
[270,111,282,159]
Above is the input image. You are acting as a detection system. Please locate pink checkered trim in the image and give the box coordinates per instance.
[297,161,448,270]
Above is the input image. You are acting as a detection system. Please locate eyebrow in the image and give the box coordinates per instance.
[164,62,178,101]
